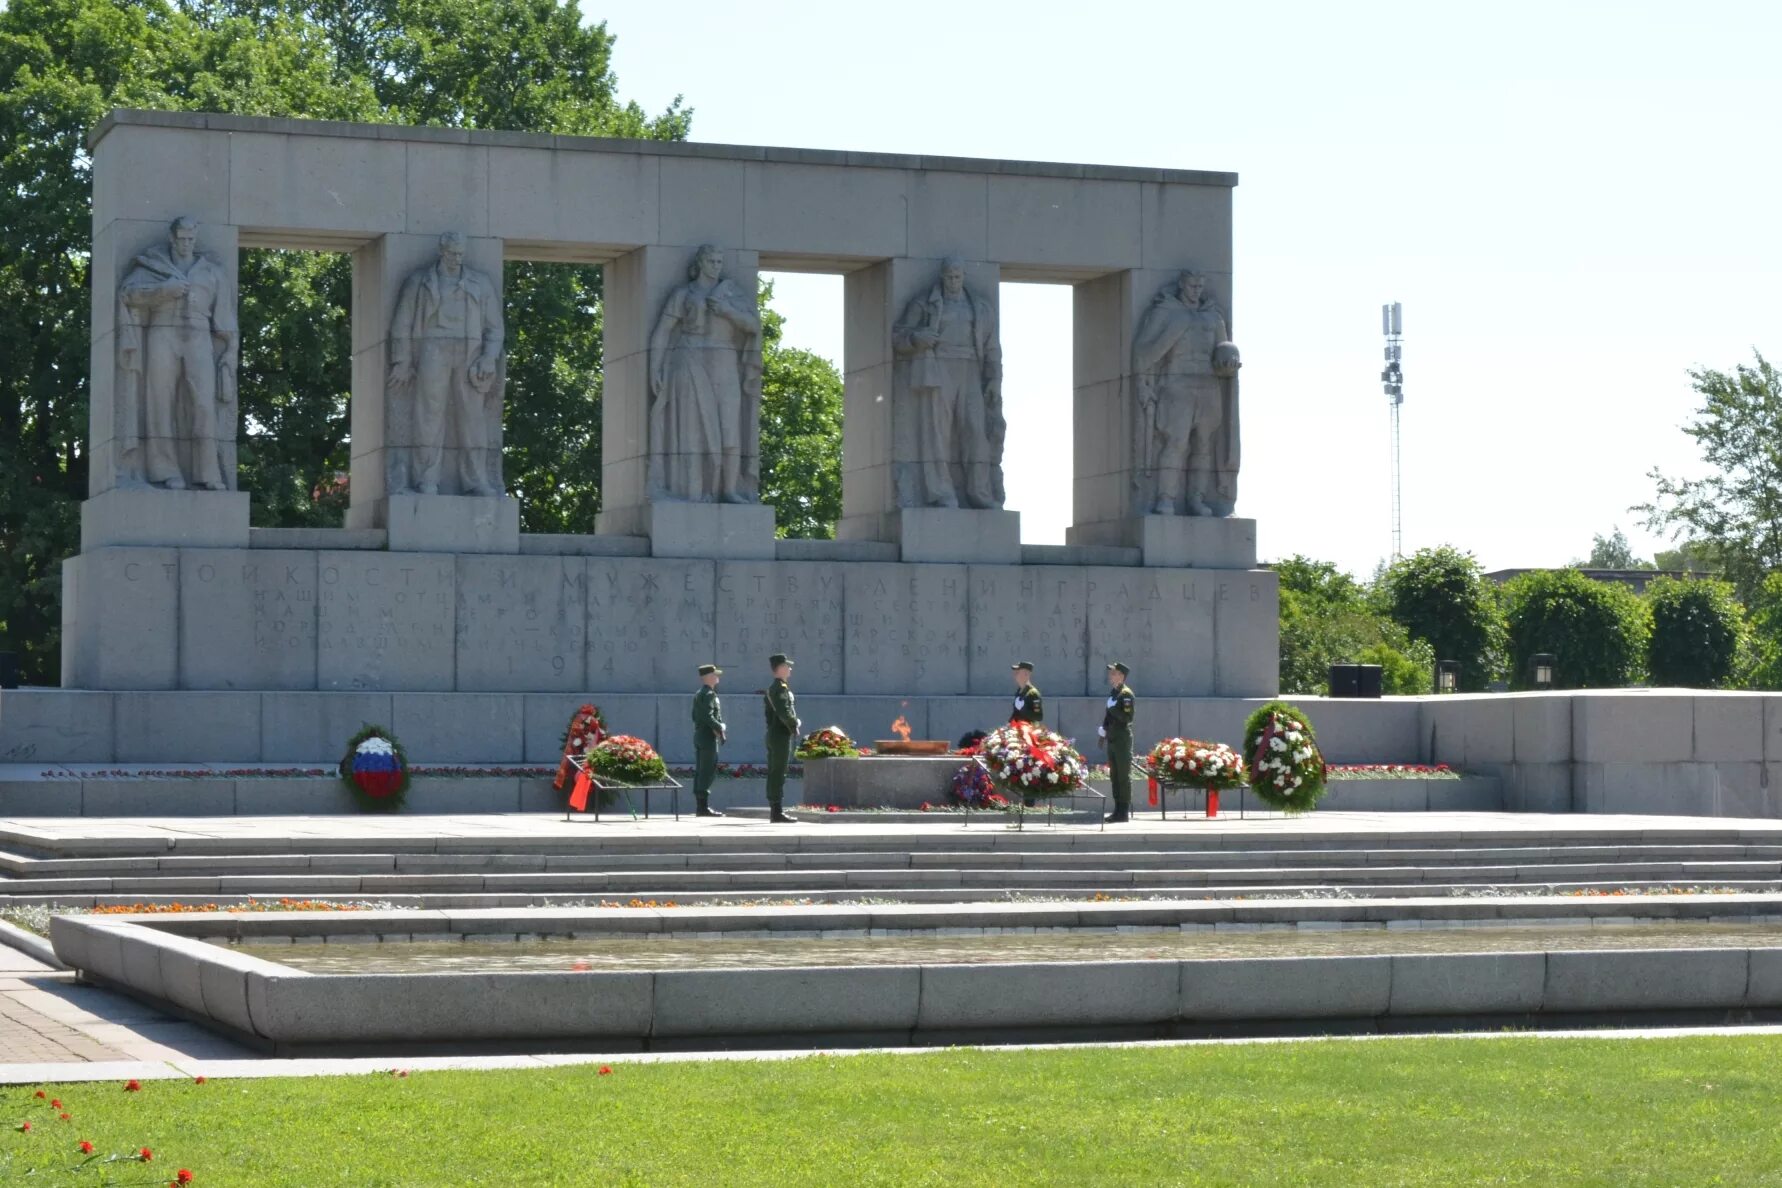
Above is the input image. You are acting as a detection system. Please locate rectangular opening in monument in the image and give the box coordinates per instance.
[499,259,604,532]
[237,247,352,527]
[999,282,1072,545]
[758,270,844,540]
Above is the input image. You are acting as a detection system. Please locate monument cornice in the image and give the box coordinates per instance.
[90,109,1239,189]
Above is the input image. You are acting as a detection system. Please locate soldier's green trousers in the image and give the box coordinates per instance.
[764,732,794,809]
[1108,731,1133,811]
[693,740,718,807]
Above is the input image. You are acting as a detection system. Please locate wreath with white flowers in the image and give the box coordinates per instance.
[1146,738,1247,791]
[338,724,409,813]
[977,722,1087,798]
[1241,701,1327,814]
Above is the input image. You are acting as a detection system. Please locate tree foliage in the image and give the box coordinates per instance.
[1747,573,1782,691]
[1644,576,1745,689]
[1500,568,1649,690]
[757,282,843,539]
[1576,527,1650,570]
[1376,547,1503,691]
[1638,353,1782,602]
[1272,556,1434,696]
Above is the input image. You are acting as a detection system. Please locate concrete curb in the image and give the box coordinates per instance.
[0,917,65,969]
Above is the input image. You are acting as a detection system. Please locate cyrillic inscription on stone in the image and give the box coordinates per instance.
[455,556,586,691]
[1084,566,1216,697]
[179,549,317,689]
[967,566,1088,695]
[586,559,715,692]
[843,563,968,695]
[714,562,844,692]
[317,553,455,690]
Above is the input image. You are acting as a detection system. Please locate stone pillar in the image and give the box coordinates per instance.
[348,232,519,552]
[1066,267,1255,568]
[596,244,776,559]
[84,217,249,549]
[837,256,1019,564]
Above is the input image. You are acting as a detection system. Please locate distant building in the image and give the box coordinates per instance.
[1484,568,1711,596]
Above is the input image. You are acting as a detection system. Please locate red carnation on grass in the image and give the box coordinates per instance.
[79,1140,94,1154]
[50,1099,61,1109]
[194,1076,207,1085]
[176,1170,195,1184]
[17,1121,30,1133]
[124,1079,142,1092]
[58,1113,70,1122]
[139,1147,153,1161]
[598,1065,613,1076]
[33,1090,44,1099]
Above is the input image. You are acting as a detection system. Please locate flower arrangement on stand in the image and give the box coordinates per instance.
[1242,701,1327,814]
[338,724,408,813]
[949,761,1007,808]
[586,735,667,785]
[1145,738,1247,815]
[796,726,862,760]
[978,722,1087,808]
[553,704,607,791]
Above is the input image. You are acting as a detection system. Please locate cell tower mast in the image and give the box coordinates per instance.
[1381,302,1404,558]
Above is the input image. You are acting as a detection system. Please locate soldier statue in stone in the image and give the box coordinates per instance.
[648,244,763,503]
[1131,270,1241,516]
[387,231,505,497]
[115,216,238,490]
[892,257,1004,509]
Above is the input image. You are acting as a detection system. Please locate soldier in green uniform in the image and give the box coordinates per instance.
[1100,661,1136,823]
[691,663,726,818]
[1009,661,1043,725]
[762,653,799,823]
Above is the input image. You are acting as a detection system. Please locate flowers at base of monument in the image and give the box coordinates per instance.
[1326,763,1457,780]
[796,726,862,760]
[1241,701,1327,814]
[977,722,1087,798]
[554,704,608,791]
[948,761,1007,807]
[337,725,409,812]
[586,735,668,785]
[1145,739,1247,790]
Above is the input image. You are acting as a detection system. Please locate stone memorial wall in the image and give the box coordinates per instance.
[60,111,1278,714]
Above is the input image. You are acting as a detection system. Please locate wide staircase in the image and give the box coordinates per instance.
[5,817,1782,908]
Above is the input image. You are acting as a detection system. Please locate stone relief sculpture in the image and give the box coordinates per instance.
[115,216,238,490]
[648,244,763,503]
[1131,270,1240,516]
[891,257,1005,509]
[386,231,506,497]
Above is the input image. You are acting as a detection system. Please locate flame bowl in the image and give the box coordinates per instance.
[873,740,951,756]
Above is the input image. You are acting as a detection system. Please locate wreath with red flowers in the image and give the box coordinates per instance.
[338,724,409,813]
[553,705,607,791]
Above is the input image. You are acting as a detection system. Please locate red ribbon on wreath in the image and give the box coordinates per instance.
[553,704,607,791]
[1147,772,1160,807]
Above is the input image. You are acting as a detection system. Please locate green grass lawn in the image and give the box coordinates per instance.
[6,1035,1782,1185]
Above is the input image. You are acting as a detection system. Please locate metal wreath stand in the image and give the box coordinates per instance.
[960,755,1107,832]
[1141,760,1249,819]
[561,752,685,823]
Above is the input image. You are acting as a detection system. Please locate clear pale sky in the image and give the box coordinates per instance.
[596,0,1782,575]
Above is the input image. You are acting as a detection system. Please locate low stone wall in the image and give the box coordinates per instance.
[51,911,1782,1050]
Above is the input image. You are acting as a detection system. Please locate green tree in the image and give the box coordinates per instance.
[1376,546,1504,691]
[1639,353,1782,602]
[1500,568,1649,689]
[1652,539,1722,573]
[1747,572,1782,690]
[1575,527,1650,569]
[757,282,843,539]
[1644,576,1745,688]
[1271,556,1434,696]
[0,0,691,682]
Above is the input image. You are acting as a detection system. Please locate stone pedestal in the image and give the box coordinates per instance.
[842,507,1021,565]
[80,488,249,550]
[1068,515,1256,569]
[804,755,962,808]
[642,501,776,560]
[385,494,519,554]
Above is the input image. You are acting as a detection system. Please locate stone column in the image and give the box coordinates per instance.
[348,232,519,552]
[837,256,1019,564]
[596,244,776,559]
[1066,267,1255,569]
